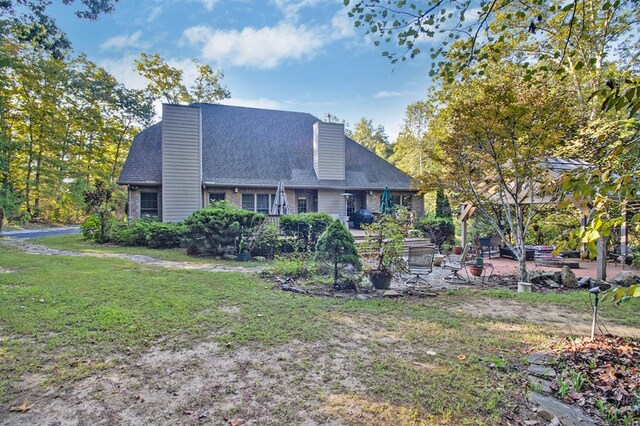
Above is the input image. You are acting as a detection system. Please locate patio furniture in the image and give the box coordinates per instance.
[465,261,495,283]
[443,245,470,282]
[499,246,535,261]
[478,236,501,258]
[405,246,436,286]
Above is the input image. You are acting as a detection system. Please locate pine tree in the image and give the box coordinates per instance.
[315,220,361,285]
[435,189,452,219]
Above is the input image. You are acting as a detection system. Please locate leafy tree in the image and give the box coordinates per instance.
[391,100,436,176]
[315,220,361,285]
[82,179,114,243]
[423,68,575,281]
[345,0,640,84]
[135,53,230,104]
[1,0,118,58]
[347,117,393,159]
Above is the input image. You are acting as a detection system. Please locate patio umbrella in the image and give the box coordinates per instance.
[270,181,291,215]
[380,185,393,214]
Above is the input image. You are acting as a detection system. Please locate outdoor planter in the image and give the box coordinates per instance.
[469,265,484,277]
[433,254,445,267]
[368,271,393,290]
[236,252,251,262]
[452,246,463,255]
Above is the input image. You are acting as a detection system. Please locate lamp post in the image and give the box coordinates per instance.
[340,192,352,228]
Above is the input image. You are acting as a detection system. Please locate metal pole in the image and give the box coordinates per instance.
[590,287,600,340]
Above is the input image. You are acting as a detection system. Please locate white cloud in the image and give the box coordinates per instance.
[197,0,219,11]
[271,0,322,22]
[183,23,325,69]
[373,90,405,99]
[99,55,148,90]
[100,31,148,50]
[183,5,357,70]
[221,97,283,110]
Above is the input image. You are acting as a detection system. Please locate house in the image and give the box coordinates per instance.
[118,103,423,223]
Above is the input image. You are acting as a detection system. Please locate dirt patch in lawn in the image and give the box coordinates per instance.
[448,298,640,337]
[3,339,365,425]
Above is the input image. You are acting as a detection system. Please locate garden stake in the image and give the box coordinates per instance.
[589,287,600,340]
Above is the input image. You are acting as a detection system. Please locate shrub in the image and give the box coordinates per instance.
[80,215,101,241]
[146,222,184,249]
[416,216,455,249]
[268,253,317,278]
[280,213,333,251]
[182,202,265,256]
[251,223,281,258]
[315,220,361,284]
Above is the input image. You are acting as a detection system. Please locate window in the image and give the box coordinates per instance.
[140,192,158,217]
[256,194,270,214]
[297,197,307,213]
[242,193,272,213]
[390,194,412,210]
[209,193,225,204]
[242,194,255,211]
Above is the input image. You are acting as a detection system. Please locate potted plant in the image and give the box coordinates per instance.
[469,236,484,276]
[236,237,251,262]
[360,210,410,289]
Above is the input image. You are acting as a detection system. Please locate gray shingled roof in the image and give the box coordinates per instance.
[119,104,416,191]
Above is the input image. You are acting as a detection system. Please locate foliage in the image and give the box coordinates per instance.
[80,214,101,241]
[268,252,318,279]
[421,69,574,281]
[315,220,362,284]
[250,223,281,258]
[345,0,640,84]
[1,0,118,58]
[0,187,22,222]
[347,117,392,158]
[0,40,154,223]
[135,53,230,104]
[182,201,265,256]
[416,216,455,250]
[109,219,154,246]
[0,205,3,231]
[82,179,115,243]
[360,208,410,276]
[280,213,333,252]
[145,222,183,249]
[435,189,452,219]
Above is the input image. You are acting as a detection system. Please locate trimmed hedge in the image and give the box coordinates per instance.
[182,201,265,256]
[279,213,333,251]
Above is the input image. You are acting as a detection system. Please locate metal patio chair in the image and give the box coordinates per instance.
[404,246,436,286]
[443,245,470,282]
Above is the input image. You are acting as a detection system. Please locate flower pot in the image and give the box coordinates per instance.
[474,257,484,267]
[453,246,463,255]
[433,254,445,267]
[517,281,532,293]
[236,252,251,262]
[469,265,484,277]
[368,271,393,290]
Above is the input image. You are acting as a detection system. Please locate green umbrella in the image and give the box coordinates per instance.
[380,185,393,214]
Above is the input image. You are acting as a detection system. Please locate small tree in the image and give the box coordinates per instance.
[83,179,115,243]
[435,189,452,219]
[315,220,361,285]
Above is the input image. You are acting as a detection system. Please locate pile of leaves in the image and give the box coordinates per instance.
[551,335,639,424]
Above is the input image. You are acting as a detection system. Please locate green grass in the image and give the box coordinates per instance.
[0,240,637,424]
[29,233,264,267]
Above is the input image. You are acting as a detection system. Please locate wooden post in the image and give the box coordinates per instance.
[596,235,608,281]
[461,218,467,248]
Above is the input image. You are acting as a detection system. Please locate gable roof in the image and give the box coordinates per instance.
[119,103,416,191]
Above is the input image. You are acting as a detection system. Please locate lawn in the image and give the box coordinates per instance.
[0,239,638,424]
[29,233,265,267]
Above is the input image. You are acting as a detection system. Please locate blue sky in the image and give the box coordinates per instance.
[51,0,436,140]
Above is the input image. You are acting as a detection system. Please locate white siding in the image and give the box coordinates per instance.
[317,189,345,217]
[313,121,345,180]
[162,104,202,222]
